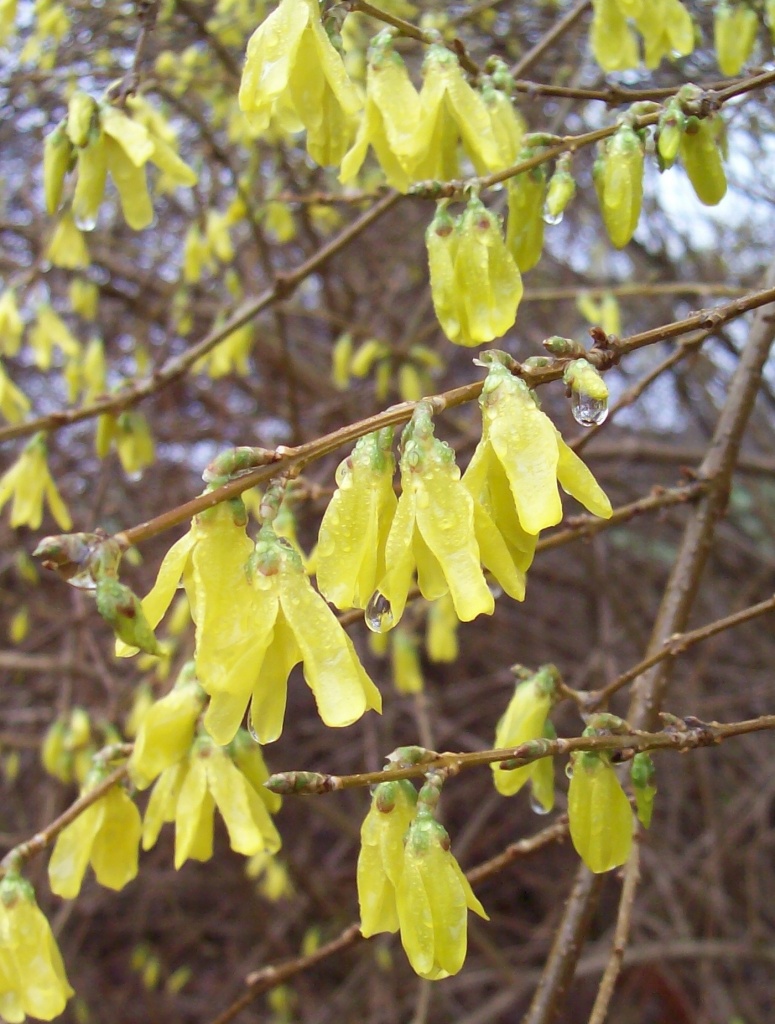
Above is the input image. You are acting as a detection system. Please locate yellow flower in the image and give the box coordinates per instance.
[28,304,79,370]
[0,433,71,530]
[119,501,381,744]
[377,403,494,629]
[482,77,525,166]
[340,31,420,191]
[635,0,694,69]
[506,161,547,272]
[391,626,423,694]
[201,522,382,744]
[0,875,74,1022]
[357,780,417,937]
[0,290,23,356]
[590,0,639,71]
[427,195,523,347]
[143,736,281,869]
[466,359,612,536]
[128,663,206,789]
[410,45,501,179]
[491,665,558,798]
[0,360,30,424]
[238,0,361,166]
[396,813,488,979]
[425,593,458,663]
[316,429,397,610]
[43,120,75,216]
[48,774,142,898]
[568,750,633,873]
[594,124,644,249]
[679,117,727,206]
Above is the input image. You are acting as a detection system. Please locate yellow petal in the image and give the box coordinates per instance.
[89,785,142,890]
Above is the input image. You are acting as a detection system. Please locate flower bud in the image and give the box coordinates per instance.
[679,116,727,206]
[66,90,97,147]
[506,162,546,271]
[568,750,633,873]
[95,576,162,655]
[630,751,656,827]
[595,124,644,249]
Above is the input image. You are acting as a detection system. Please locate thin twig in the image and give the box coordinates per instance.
[510,0,591,78]
[586,842,641,1024]
[586,593,775,710]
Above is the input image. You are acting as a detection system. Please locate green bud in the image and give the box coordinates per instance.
[95,577,161,655]
[630,752,656,828]
[545,165,576,219]
[563,359,609,402]
[657,102,686,170]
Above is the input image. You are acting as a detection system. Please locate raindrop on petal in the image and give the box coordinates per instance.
[571,390,608,426]
[542,205,563,226]
[74,212,98,232]
[529,793,551,815]
[365,591,394,634]
[248,721,260,743]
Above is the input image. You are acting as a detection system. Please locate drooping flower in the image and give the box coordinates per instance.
[0,360,29,424]
[410,44,501,180]
[357,780,418,937]
[425,593,459,663]
[679,117,727,206]
[376,403,495,629]
[340,31,420,191]
[142,735,281,869]
[48,771,143,898]
[0,290,23,356]
[427,195,523,347]
[128,662,207,789]
[0,874,74,1022]
[395,779,488,980]
[201,523,382,744]
[567,750,633,873]
[238,0,361,166]
[316,429,397,610]
[491,665,559,798]
[0,433,71,531]
[594,124,645,249]
[506,159,547,272]
[464,359,612,536]
[590,0,639,71]
[635,0,694,69]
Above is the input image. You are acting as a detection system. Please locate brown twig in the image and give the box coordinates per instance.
[586,593,775,711]
[586,842,641,1024]
[510,0,591,78]
[0,763,129,878]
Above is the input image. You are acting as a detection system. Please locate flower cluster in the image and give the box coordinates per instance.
[0,433,71,531]
[357,774,487,979]
[44,90,196,231]
[119,500,381,745]
[590,0,693,72]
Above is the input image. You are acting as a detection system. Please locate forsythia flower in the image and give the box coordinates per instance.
[340,31,420,191]
[202,522,382,744]
[427,195,523,347]
[0,360,30,424]
[395,787,488,979]
[0,290,24,356]
[590,0,639,71]
[491,665,558,801]
[0,875,74,1022]
[465,359,612,536]
[391,627,424,694]
[45,211,90,269]
[357,780,418,937]
[635,0,693,69]
[594,124,645,249]
[119,501,382,744]
[568,750,633,873]
[48,773,142,898]
[238,0,361,166]
[315,429,397,610]
[411,44,500,179]
[425,593,458,663]
[506,160,547,273]
[142,735,281,868]
[0,433,72,530]
[128,663,206,789]
[377,403,494,629]
[679,117,727,206]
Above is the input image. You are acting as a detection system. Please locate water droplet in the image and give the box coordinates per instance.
[571,390,608,427]
[248,720,260,742]
[74,211,98,232]
[542,205,563,226]
[335,461,352,489]
[66,569,97,592]
[530,793,551,815]
[564,762,574,779]
[126,469,144,483]
[365,591,394,633]
[488,581,503,600]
